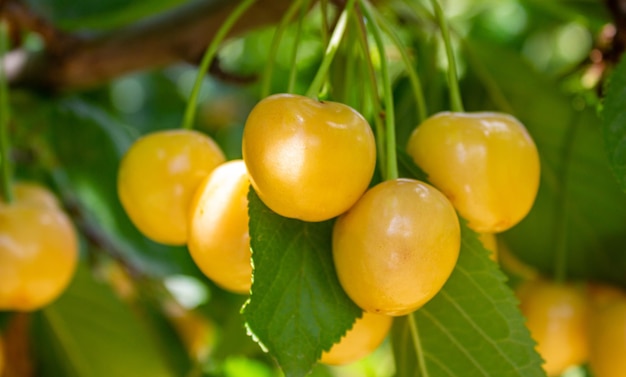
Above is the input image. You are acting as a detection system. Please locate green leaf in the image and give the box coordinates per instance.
[243,189,361,377]
[392,222,545,377]
[32,264,178,377]
[602,56,626,194]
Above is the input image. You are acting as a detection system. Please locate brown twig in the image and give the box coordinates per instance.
[2,0,294,91]
[2,0,76,54]
[3,313,34,377]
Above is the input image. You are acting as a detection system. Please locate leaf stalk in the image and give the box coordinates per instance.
[409,313,431,377]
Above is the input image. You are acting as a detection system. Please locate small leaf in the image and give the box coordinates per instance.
[602,56,626,194]
[392,222,545,377]
[244,188,361,377]
[32,265,179,377]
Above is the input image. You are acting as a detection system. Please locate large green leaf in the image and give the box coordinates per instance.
[601,55,626,194]
[32,265,178,377]
[243,189,361,377]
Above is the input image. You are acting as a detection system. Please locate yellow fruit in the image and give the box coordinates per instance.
[516,279,588,376]
[188,160,251,294]
[12,182,60,210]
[588,284,626,377]
[588,283,625,308]
[0,183,79,311]
[407,112,540,233]
[165,303,215,361]
[320,312,393,365]
[242,93,376,222]
[102,262,136,301]
[333,178,460,316]
[478,233,498,261]
[117,129,225,245]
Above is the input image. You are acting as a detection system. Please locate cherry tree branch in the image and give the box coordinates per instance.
[1,0,294,91]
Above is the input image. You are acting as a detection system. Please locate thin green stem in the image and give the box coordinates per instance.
[341,25,355,105]
[353,8,386,179]
[374,11,427,123]
[318,0,331,94]
[360,0,398,180]
[0,21,13,203]
[305,0,356,98]
[408,313,430,377]
[320,0,330,49]
[181,0,256,130]
[354,48,367,115]
[430,0,464,113]
[553,120,578,283]
[261,0,304,98]
[287,0,310,93]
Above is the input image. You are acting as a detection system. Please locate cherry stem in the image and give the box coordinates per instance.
[360,0,398,180]
[261,0,304,98]
[409,313,431,377]
[318,0,331,95]
[553,121,578,283]
[353,8,386,180]
[181,0,256,130]
[305,0,356,99]
[374,10,427,123]
[320,0,330,48]
[0,21,13,204]
[430,0,464,113]
[287,0,310,93]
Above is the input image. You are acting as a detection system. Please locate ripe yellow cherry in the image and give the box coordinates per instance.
[588,284,626,377]
[333,178,460,316]
[516,279,588,376]
[320,312,393,365]
[407,112,540,233]
[117,129,225,245]
[164,303,216,361]
[242,93,376,222]
[0,183,79,311]
[188,160,251,294]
